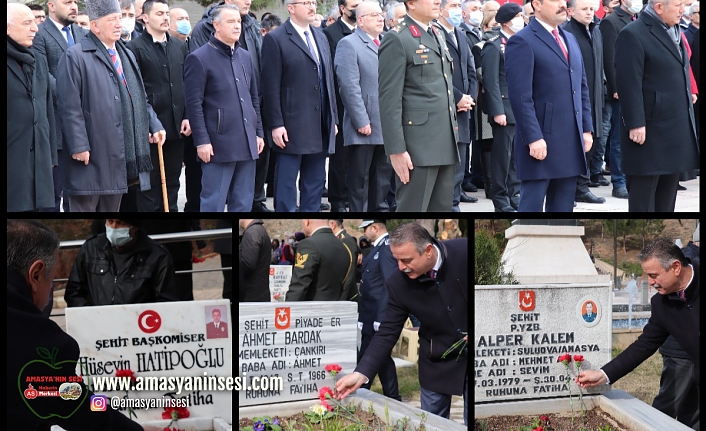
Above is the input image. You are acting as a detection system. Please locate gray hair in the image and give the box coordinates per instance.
[328,4,341,19]
[213,3,240,22]
[389,222,436,254]
[7,220,60,278]
[688,1,699,15]
[462,0,482,11]
[385,1,399,21]
[637,238,688,271]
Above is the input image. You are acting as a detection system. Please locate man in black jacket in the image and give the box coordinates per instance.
[64,219,179,306]
[7,219,147,431]
[238,219,271,302]
[336,222,468,425]
[597,0,640,200]
[563,0,605,204]
[127,0,190,212]
[578,239,700,404]
[323,0,360,212]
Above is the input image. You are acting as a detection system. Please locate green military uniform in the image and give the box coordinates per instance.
[286,227,353,301]
[379,15,459,212]
[335,229,360,301]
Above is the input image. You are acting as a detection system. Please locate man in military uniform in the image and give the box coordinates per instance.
[379,0,462,211]
[357,219,401,401]
[286,219,353,301]
[481,2,522,212]
[328,219,360,301]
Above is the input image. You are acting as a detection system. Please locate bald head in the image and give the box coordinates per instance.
[8,3,39,47]
[302,219,330,237]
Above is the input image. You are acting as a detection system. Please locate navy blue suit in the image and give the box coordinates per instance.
[358,234,398,334]
[261,19,338,212]
[357,233,401,400]
[184,36,263,211]
[505,18,593,212]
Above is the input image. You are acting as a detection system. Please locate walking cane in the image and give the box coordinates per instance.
[157,143,169,212]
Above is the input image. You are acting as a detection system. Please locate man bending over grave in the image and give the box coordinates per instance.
[7,219,161,431]
[65,219,180,306]
[335,222,468,425]
[577,239,700,429]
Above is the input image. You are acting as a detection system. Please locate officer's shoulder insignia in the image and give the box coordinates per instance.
[393,26,400,32]
[409,25,421,37]
[294,253,309,269]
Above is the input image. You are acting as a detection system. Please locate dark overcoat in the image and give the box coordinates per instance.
[505,18,593,181]
[56,34,162,195]
[614,11,699,176]
[261,19,338,155]
[356,238,468,395]
[126,31,188,140]
[184,36,262,162]
[358,234,398,334]
[603,260,700,386]
[7,46,57,212]
[239,219,271,302]
[444,24,478,144]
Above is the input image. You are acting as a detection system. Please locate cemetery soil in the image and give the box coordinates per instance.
[474,407,628,431]
[238,406,428,431]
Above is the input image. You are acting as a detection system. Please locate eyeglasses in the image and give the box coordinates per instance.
[291,1,317,7]
[360,12,385,19]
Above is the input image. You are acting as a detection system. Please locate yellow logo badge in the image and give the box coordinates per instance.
[295,253,309,268]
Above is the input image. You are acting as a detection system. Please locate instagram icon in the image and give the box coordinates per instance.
[90,395,107,411]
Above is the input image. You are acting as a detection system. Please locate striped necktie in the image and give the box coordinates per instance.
[107,48,128,89]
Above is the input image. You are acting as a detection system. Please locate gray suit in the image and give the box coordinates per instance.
[33,20,89,151]
[334,28,391,212]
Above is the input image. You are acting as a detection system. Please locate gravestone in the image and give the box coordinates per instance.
[65,299,233,423]
[475,283,612,402]
[239,301,357,406]
[268,265,292,301]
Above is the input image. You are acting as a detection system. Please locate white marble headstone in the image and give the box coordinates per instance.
[475,283,612,403]
[65,300,232,423]
[269,265,292,301]
[239,302,357,407]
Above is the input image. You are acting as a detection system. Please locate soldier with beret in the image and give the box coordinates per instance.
[378,0,460,211]
[481,2,522,212]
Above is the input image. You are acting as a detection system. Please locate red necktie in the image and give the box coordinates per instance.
[373,38,380,47]
[551,28,568,61]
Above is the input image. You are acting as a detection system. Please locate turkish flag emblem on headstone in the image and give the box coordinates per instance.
[519,290,535,311]
[275,307,291,330]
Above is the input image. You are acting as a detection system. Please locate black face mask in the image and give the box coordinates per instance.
[347,8,357,21]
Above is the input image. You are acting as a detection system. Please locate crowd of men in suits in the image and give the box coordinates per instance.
[7,0,700,212]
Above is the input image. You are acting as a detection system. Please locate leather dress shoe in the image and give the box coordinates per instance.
[320,202,331,211]
[677,184,687,191]
[462,181,478,193]
[612,187,629,199]
[575,191,606,204]
[597,176,610,186]
[494,206,517,212]
[252,202,274,212]
[322,187,329,197]
[460,191,478,203]
[587,180,600,188]
[331,206,347,212]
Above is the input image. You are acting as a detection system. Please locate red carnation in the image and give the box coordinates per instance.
[573,355,584,364]
[162,406,190,421]
[325,364,342,377]
[557,354,572,365]
[319,386,334,401]
[540,415,549,422]
[320,400,334,412]
[115,369,136,382]
[532,427,544,431]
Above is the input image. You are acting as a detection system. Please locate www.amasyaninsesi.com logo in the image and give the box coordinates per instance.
[19,347,91,419]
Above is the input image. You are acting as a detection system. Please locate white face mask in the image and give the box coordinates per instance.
[509,16,524,33]
[627,0,642,14]
[121,17,136,35]
[468,10,483,27]
[397,17,405,24]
